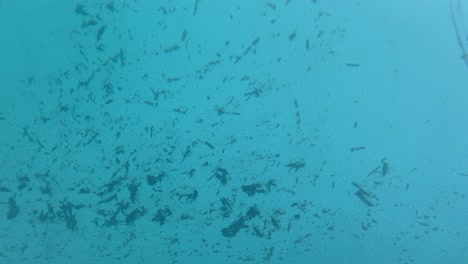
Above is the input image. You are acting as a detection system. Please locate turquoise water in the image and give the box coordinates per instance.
[1,1,467,263]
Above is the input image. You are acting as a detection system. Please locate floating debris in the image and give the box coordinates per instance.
[7,196,19,220]
[450,0,468,68]
[285,161,306,172]
[351,182,379,207]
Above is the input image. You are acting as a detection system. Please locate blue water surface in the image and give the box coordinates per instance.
[0,0,467,263]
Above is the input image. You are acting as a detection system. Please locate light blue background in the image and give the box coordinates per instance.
[0,0,467,263]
